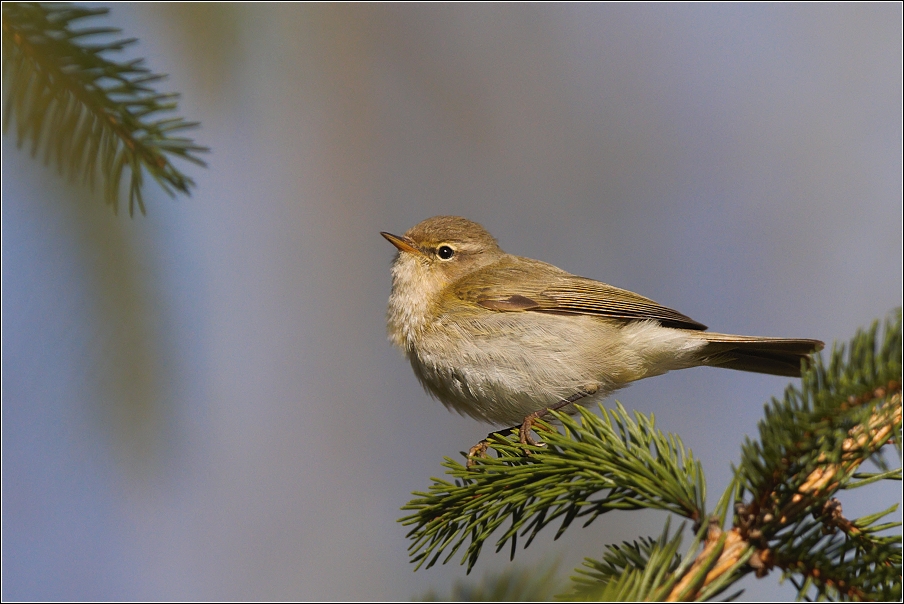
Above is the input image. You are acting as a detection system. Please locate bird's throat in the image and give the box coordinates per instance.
[387,254,446,350]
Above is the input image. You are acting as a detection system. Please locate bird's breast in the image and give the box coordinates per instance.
[406,312,630,424]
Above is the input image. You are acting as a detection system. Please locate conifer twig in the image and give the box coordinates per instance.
[2,3,208,215]
[668,389,901,600]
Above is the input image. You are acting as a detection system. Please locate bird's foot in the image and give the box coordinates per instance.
[466,439,490,469]
[519,410,552,451]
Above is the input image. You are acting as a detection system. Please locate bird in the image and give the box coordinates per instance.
[382,216,823,455]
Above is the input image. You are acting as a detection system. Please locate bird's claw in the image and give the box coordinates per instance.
[519,412,549,451]
[466,439,490,468]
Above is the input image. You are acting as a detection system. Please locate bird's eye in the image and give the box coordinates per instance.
[437,245,455,260]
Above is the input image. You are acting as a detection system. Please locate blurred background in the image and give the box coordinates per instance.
[2,3,901,600]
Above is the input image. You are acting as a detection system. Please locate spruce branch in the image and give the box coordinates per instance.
[663,310,902,601]
[724,312,902,600]
[403,310,902,601]
[400,403,706,572]
[2,2,208,215]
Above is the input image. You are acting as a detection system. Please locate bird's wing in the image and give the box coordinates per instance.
[454,257,707,331]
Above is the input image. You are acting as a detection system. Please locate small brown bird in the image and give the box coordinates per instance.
[382,216,823,450]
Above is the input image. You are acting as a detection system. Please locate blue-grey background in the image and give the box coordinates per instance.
[3,4,901,600]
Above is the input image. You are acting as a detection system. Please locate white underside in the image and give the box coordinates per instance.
[407,312,708,425]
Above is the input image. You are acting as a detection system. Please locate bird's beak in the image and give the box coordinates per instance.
[381,232,424,256]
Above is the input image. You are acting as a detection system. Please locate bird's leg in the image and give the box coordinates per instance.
[519,386,598,447]
[467,386,598,468]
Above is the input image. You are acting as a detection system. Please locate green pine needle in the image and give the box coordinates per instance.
[2,2,208,215]
[843,469,902,490]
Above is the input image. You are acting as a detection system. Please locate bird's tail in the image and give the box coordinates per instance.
[694,333,824,377]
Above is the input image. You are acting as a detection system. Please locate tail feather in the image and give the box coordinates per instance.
[697,333,824,377]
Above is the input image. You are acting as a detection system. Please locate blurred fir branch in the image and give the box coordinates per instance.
[421,561,562,602]
[2,2,208,216]
[402,309,902,601]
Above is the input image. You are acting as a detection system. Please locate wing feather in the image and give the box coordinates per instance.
[455,257,707,330]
